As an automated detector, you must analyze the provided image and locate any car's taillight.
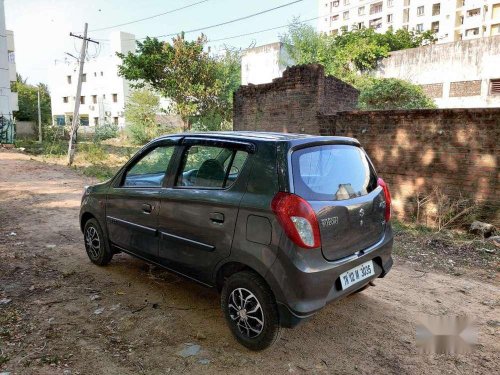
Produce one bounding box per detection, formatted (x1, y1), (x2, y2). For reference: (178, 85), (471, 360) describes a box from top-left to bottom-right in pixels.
(377, 178), (391, 222)
(271, 192), (321, 249)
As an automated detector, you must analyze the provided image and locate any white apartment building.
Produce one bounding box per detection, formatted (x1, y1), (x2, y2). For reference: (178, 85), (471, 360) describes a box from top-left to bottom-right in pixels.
(318, 0), (500, 44)
(241, 42), (293, 85)
(0, 0), (17, 120)
(49, 31), (135, 128)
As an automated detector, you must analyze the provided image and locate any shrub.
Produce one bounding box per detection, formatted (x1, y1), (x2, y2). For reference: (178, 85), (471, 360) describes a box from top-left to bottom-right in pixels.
(358, 78), (437, 110)
(94, 122), (118, 142)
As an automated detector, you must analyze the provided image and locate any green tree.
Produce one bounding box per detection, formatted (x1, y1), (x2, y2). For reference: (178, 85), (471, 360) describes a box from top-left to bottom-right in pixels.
(11, 74), (51, 125)
(358, 78), (437, 110)
(192, 48), (241, 131)
(118, 34), (240, 131)
(124, 89), (162, 145)
(281, 22), (436, 85)
(280, 22), (437, 108)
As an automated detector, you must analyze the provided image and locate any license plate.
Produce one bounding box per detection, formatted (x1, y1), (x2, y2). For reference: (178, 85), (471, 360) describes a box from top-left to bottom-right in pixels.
(340, 260), (374, 290)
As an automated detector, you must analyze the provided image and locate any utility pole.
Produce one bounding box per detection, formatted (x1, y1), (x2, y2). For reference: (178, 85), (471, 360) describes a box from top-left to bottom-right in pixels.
(66, 23), (99, 165)
(37, 87), (42, 142)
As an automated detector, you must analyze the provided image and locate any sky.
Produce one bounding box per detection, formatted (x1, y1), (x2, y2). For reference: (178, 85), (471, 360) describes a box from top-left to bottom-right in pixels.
(5, 0), (318, 86)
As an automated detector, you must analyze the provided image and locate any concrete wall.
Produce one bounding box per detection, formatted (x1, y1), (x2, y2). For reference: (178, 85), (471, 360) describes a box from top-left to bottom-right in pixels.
(374, 35), (500, 108)
(241, 42), (293, 85)
(233, 64), (499, 223)
(15, 120), (35, 136)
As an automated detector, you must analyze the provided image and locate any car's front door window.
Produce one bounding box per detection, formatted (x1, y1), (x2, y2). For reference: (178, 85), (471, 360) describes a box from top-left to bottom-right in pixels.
(122, 146), (174, 188)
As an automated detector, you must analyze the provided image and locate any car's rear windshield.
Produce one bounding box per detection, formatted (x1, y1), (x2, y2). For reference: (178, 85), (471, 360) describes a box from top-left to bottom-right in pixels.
(291, 144), (378, 201)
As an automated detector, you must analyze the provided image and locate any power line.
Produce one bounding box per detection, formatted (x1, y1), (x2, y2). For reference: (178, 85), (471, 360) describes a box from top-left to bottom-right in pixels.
(207, 15), (321, 43)
(88, 0), (211, 33)
(148, 0), (304, 40)
(94, 0), (305, 42)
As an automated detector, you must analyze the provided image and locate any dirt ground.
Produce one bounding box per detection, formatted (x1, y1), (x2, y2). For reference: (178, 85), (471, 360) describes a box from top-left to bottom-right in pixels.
(0, 150), (498, 375)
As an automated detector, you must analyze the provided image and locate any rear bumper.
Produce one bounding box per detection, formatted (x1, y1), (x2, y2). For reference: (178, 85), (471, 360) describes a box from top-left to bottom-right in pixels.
(266, 225), (394, 328)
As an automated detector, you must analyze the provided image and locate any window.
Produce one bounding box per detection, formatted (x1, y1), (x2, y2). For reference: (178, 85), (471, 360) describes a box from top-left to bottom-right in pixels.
(404, 0), (410, 6)
(82, 73), (87, 82)
(467, 8), (480, 17)
(403, 8), (410, 22)
(94, 117), (98, 126)
(80, 96), (85, 104)
(67, 75), (72, 84)
(100, 71), (104, 76)
(357, 22), (364, 29)
(94, 72), (97, 77)
(358, 6), (365, 16)
(494, 4), (500, 19)
(8, 51), (15, 63)
(92, 95), (97, 104)
(113, 117), (119, 125)
(63, 96), (69, 103)
(112, 93), (118, 103)
(176, 145), (249, 189)
(416, 23), (424, 32)
(465, 27), (479, 36)
(123, 146), (175, 188)
(331, 14), (339, 21)
(491, 23), (500, 36)
(432, 21), (440, 33)
(103, 94), (106, 99)
(432, 3), (440, 16)
(387, 0), (393, 7)
(417, 6), (424, 16)
(387, 14), (393, 23)
(369, 17), (383, 29)
(291, 145), (377, 201)
(343, 0), (349, 5)
(331, 0), (339, 8)
(370, 2), (383, 14)
(343, 11), (349, 20)
(490, 79), (500, 95)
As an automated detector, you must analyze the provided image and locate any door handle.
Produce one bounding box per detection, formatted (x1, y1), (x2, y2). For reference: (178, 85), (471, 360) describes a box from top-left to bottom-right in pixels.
(209, 212), (224, 224)
(142, 203), (153, 214)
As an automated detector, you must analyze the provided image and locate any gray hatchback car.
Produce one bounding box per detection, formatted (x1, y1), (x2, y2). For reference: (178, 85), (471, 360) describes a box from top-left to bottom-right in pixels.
(80, 131), (393, 350)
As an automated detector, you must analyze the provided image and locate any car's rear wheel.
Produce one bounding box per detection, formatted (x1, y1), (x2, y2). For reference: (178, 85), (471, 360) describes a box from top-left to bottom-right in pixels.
(221, 271), (281, 351)
(84, 218), (113, 266)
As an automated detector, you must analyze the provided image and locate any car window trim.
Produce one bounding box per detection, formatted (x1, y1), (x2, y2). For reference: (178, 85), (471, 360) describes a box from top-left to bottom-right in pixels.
(114, 143), (177, 189)
(173, 145), (249, 191)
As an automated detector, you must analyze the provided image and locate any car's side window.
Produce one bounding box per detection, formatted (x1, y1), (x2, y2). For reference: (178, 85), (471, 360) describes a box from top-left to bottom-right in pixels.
(176, 146), (248, 189)
(122, 146), (174, 188)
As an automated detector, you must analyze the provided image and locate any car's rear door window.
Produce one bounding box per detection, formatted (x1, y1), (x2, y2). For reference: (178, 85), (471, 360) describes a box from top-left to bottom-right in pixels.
(291, 144), (377, 201)
(176, 146), (248, 188)
(122, 146), (174, 187)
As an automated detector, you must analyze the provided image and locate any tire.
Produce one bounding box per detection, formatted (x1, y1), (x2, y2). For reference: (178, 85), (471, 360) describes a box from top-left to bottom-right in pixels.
(221, 271), (281, 351)
(83, 218), (113, 266)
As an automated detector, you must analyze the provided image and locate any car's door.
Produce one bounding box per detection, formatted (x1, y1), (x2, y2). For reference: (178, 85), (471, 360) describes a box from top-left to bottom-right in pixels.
(158, 138), (253, 283)
(106, 140), (177, 259)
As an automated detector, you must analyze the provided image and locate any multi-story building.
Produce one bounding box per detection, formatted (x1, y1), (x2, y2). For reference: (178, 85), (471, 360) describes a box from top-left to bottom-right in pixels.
(241, 42), (293, 85)
(0, 0), (17, 119)
(318, 0), (500, 44)
(49, 31), (135, 128)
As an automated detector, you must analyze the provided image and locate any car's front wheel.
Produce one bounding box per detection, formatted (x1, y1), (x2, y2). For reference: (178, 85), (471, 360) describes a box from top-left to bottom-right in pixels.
(84, 218), (113, 266)
(221, 271), (281, 351)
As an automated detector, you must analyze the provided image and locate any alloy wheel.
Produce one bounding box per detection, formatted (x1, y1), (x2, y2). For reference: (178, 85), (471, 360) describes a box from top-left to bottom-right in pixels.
(85, 226), (101, 260)
(228, 287), (264, 338)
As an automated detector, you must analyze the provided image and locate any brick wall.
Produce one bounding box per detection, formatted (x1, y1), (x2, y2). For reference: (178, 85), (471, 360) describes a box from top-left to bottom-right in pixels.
(449, 80), (482, 97)
(233, 64), (358, 134)
(420, 83), (443, 98)
(233, 64), (499, 224)
(321, 109), (499, 222)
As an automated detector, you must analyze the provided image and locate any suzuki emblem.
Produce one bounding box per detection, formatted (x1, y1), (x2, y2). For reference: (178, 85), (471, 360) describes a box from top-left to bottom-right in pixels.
(359, 208), (365, 217)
